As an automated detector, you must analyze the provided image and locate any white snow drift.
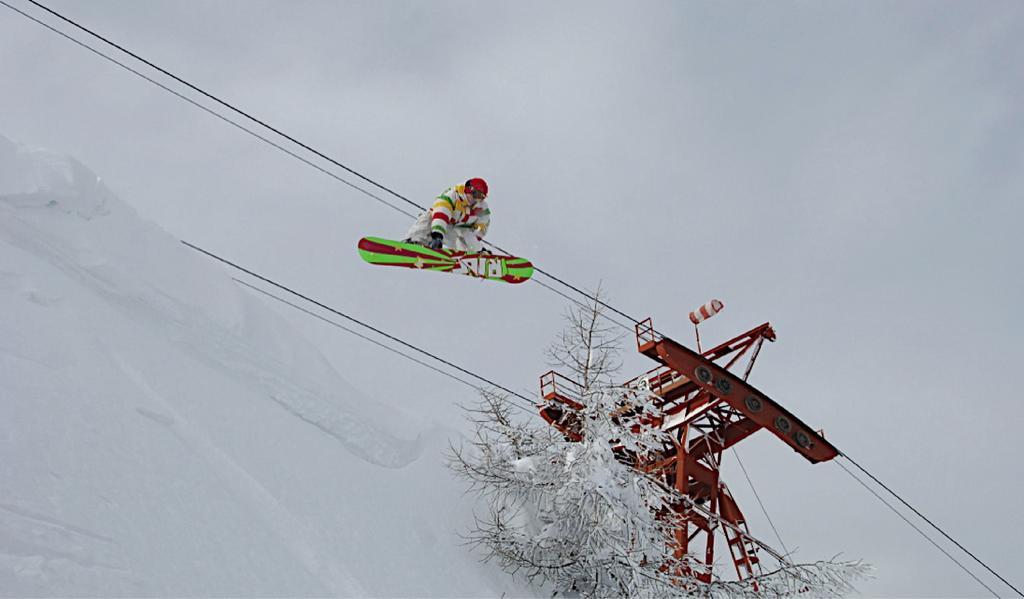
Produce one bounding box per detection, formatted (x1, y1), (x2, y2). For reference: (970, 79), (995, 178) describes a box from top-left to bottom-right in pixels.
(0, 135), (525, 597)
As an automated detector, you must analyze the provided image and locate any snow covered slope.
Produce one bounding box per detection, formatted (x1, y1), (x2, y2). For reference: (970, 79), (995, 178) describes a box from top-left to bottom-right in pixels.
(0, 135), (524, 597)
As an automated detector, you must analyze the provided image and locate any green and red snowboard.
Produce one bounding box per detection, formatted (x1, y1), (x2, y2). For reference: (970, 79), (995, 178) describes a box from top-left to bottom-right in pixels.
(357, 237), (534, 284)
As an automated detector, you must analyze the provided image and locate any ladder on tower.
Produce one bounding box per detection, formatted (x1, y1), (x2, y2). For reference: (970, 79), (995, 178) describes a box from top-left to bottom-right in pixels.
(719, 485), (763, 581)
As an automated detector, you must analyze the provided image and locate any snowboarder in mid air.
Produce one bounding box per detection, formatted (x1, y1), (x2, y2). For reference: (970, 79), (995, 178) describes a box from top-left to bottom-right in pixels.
(359, 176), (531, 283)
(405, 178), (490, 252)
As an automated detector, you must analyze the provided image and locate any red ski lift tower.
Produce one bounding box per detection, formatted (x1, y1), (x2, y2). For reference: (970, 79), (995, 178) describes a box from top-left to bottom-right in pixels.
(538, 302), (839, 586)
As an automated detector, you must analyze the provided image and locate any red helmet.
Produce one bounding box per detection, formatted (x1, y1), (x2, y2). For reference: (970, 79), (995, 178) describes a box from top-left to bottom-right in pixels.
(465, 177), (488, 198)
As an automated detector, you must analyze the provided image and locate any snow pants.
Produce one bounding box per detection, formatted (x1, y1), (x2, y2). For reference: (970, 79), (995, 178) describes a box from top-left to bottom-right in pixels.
(405, 211), (484, 253)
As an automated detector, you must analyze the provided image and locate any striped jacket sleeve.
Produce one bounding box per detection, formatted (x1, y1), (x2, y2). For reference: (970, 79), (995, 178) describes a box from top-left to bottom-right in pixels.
(472, 201), (491, 238)
(430, 189), (456, 236)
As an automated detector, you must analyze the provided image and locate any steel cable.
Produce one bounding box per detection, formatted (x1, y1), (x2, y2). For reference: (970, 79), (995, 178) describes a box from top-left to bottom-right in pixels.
(233, 278), (488, 396)
(835, 458), (1002, 598)
(183, 241), (539, 414)
(9, 0), (645, 333)
(839, 452), (1022, 597)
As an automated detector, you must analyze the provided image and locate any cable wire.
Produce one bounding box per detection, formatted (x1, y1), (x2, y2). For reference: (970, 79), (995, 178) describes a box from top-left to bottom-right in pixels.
(18, 0), (426, 217)
(731, 447), (791, 558)
(182, 240), (538, 413)
(0, 0), (644, 341)
(0, 0), (418, 220)
(839, 453), (1022, 597)
(482, 240), (645, 329)
(530, 276), (637, 334)
(7, 0), (648, 334)
(233, 278), (485, 394)
(835, 458), (1001, 598)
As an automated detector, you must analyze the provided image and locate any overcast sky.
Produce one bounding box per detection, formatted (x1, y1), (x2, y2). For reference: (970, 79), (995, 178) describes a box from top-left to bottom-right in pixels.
(2, 1), (1022, 596)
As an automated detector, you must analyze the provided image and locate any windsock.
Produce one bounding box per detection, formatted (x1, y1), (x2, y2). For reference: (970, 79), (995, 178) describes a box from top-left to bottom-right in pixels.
(689, 299), (724, 325)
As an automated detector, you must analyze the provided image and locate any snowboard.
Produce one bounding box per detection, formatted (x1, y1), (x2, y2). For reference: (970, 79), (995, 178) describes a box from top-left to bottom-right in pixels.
(357, 237), (534, 284)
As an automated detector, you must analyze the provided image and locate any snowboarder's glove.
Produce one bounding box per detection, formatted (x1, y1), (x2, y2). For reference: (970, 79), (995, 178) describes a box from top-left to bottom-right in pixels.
(427, 231), (444, 250)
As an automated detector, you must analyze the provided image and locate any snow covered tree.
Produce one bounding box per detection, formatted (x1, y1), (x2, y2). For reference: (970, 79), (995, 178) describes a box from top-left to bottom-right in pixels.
(450, 292), (869, 598)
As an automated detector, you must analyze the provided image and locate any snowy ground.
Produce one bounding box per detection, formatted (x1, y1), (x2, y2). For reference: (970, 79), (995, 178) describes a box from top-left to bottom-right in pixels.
(0, 134), (530, 596)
